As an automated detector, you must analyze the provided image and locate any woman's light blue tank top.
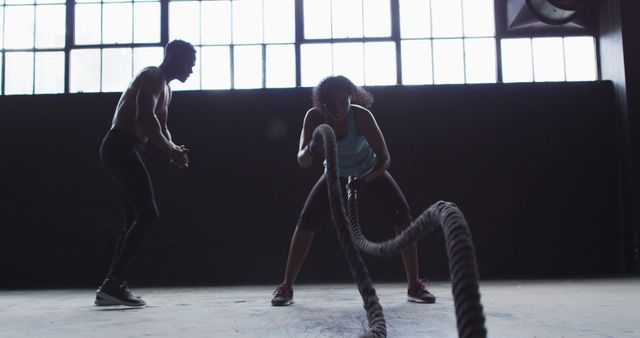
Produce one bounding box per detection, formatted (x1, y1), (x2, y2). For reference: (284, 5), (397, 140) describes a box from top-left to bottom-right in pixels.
(324, 108), (377, 178)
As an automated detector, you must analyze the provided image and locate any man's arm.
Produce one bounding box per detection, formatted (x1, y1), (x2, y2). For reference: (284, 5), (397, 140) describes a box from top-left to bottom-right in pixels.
(158, 87), (172, 142)
(158, 109), (172, 142)
(136, 74), (188, 169)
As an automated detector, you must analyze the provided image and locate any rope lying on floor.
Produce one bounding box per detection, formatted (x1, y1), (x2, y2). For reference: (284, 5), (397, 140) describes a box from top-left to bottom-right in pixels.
(314, 124), (487, 338)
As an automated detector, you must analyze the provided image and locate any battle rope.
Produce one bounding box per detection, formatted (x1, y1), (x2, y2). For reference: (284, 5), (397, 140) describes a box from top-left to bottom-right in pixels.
(313, 124), (487, 338)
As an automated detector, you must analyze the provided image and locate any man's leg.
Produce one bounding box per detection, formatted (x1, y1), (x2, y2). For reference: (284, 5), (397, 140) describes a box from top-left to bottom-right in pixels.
(107, 154), (158, 279)
(109, 187), (136, 271)
(97, 142), (157, 306)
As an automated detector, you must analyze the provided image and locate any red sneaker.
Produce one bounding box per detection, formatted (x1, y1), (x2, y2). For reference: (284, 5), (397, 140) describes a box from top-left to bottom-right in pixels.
(271, 283), (294, 306)
(407, 279), (436, 303)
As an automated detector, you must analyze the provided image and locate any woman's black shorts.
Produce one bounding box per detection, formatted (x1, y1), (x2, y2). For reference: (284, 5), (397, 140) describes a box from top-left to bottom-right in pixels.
(297, 171), (412, 231)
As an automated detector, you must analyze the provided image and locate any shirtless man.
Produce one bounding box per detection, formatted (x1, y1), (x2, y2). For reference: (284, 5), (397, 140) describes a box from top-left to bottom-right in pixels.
(95, 40), (195, 306)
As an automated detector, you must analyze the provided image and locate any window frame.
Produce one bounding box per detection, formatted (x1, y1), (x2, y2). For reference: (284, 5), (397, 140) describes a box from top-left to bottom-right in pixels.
(0, 0), (600, 95)
(1, 0), (67, 95)
(68, 0), (165, 93)
(493, 0), (599, 82)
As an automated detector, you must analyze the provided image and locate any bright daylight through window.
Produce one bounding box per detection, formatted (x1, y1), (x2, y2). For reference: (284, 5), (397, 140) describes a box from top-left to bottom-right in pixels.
(0, 0), (598, 95)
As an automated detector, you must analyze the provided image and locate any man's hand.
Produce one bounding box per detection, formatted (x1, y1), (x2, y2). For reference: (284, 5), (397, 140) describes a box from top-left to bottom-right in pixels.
(169, 145), (190, 168)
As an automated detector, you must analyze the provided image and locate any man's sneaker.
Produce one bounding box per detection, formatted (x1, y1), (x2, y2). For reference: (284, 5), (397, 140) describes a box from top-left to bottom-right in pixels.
(407, 279), (436, 303)
(95, 277), (146, 307)
(271, 283), (294, 306)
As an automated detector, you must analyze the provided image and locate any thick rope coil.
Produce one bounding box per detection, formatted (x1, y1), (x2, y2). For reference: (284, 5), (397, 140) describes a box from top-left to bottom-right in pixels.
(316, 124), (386, 338)
(313, 123), (487, 338)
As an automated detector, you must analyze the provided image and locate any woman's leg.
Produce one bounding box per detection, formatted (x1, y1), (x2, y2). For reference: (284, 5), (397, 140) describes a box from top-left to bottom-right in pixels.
(368, 171), (435, 303)
(282, 226), (315, 286)
(273, 175), (328, 306)
(394, 223), (420, 285)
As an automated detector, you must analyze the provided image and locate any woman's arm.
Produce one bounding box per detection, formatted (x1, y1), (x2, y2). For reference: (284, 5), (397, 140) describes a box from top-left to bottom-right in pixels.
(297, 108), (323, 167)
(354, 106), (391, 182)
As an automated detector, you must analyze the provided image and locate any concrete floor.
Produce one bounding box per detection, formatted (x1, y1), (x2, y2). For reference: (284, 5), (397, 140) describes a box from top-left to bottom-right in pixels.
(1, 278), (638, 338)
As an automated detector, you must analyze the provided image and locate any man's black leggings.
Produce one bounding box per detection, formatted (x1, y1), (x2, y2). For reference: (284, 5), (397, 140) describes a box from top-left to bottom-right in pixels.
(100, 129), (159, 279)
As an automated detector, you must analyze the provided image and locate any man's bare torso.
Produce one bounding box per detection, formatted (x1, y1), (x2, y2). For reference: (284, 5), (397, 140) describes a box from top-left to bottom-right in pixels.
(111, 67), (171, 144)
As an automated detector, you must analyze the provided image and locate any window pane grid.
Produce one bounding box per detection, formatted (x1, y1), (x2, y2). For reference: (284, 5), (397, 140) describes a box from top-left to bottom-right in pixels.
(75, 0), (161, 46)
(168, 0), (297, 90)
(1, 2), (66, 94)
(70, 0), (162, 94)
(398, 37), (497, 85)
(500, 36), (597, 84)
(1, 1), (600, 95)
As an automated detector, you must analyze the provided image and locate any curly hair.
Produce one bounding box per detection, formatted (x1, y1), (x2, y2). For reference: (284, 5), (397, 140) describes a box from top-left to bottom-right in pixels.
(311, 75), (374, 109)
(164, 39), (196, 60)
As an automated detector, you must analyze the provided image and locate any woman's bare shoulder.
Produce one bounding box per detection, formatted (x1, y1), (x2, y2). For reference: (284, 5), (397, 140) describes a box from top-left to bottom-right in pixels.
(304, 107), (324, 123)
(351, 104), (375, 122)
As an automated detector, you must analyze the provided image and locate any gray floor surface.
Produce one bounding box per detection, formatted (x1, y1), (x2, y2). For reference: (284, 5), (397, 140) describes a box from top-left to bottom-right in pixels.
(1, 278), (638, 338)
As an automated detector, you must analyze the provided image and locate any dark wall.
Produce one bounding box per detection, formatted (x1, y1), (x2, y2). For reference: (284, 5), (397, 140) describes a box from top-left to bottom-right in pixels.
(623, 0), (640, 273)
(598, 0), (640, 273)
(0, 82), (620, 287)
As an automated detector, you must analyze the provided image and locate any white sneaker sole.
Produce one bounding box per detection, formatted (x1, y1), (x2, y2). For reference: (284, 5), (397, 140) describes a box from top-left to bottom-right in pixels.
(95, 291), (146, 307)
(407, 296), (436, 304)
(271, 299), (294, 306)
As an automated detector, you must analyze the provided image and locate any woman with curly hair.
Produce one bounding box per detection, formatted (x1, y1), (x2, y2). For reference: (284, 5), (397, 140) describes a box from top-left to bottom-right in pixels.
(271, 75), (436, 306)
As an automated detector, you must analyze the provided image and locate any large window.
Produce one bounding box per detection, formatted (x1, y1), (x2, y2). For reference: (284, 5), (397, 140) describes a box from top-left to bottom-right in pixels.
(501, 36), (597, 83)
(71, 0), (163, 93)
(399, 0), (496, 85)
(300, 0), (396, 86)
(1, 0), (66, 95)
(167, 0), (295, 90)
(0, 0), (599, 95)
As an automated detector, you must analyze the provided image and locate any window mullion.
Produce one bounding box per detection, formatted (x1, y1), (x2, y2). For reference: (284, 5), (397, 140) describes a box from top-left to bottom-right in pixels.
(198, 0), (202, 90)
(390, 0), (401, 85)
(99, 1), (103, 91)
(32, 4), (36, 94)
(1, 52), (4, 95)
(295, 0), (303, 87)
(65, 0), (75, 93)
(130, 0), (134, 45)
(229, 45), (234, 89)
(262, 43), (266, 88)
(529, 38), (535, 82)
(360, 0), (364, 84)
(261, 0), (265, 88)
(493, 0), (503, 83)
(428, 0), (434, 84)
(160, 0), (168, 46)
(230, 0), (235, 88)
(1, 6), (4, 94)
(460, 0), (466, 84)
